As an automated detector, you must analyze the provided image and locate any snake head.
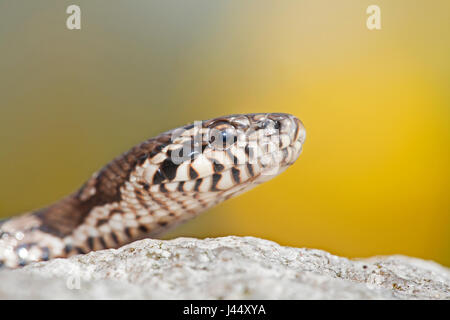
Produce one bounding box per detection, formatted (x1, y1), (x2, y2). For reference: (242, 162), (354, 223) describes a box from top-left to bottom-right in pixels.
(197, 113), (306, 177)
(139, 113), (306, 195)
(218, 113), (306, 172)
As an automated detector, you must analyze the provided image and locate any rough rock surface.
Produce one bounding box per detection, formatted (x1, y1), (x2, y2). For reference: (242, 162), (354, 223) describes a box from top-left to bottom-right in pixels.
(0, 236), (448, 299)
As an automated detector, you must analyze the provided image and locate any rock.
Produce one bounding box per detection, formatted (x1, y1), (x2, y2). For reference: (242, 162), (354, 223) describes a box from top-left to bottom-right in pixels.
(0, 236), (448, 299)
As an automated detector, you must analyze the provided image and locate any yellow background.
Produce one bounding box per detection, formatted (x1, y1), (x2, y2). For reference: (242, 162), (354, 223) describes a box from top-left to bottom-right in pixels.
(0, 1), (449, 266)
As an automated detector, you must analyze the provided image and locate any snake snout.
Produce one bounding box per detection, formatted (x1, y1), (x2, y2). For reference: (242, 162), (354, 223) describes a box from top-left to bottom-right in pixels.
(292, 116), (306, 145)
(262, 113), (306, 146)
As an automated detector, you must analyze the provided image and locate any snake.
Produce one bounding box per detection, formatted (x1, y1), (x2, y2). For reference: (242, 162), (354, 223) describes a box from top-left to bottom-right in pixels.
(0, 113), (305, 268)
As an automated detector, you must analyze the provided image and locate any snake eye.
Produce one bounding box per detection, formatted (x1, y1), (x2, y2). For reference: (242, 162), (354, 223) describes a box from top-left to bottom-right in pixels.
(207, 121), (237, 150)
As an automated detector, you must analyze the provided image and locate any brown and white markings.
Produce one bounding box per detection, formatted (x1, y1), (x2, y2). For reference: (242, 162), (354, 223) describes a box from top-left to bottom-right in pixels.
(0, 113), (306, 268)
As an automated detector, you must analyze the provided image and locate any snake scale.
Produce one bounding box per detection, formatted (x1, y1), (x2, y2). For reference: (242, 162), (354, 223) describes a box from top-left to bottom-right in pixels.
(0, 113), (305, 268)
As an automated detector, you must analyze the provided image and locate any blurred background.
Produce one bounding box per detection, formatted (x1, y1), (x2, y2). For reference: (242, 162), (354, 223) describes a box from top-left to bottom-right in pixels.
(0, 1), (449, 266)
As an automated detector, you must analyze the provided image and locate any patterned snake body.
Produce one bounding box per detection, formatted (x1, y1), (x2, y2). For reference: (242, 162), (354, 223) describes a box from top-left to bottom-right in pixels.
(0, 113), (305, 268)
